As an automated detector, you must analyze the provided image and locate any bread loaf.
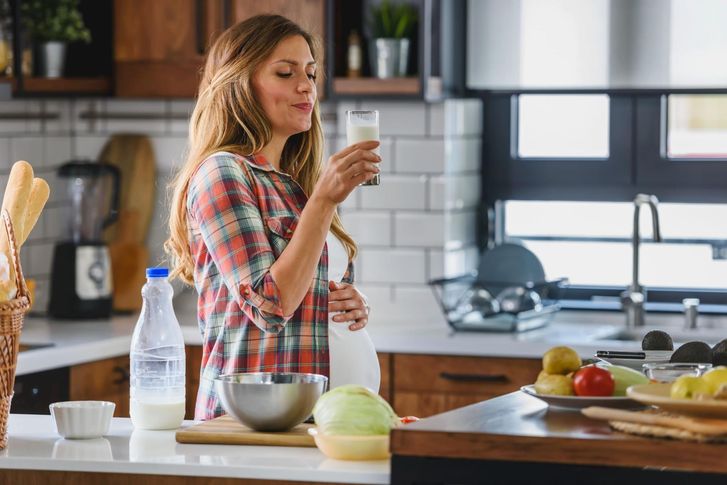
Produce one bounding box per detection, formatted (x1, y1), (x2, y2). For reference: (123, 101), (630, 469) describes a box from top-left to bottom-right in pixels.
(20, 177), (50, 246)
(0, 161), (36, 300)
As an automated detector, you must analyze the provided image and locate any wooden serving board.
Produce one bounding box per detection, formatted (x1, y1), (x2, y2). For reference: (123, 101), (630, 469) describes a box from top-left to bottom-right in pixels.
(175, 415), (316, 447)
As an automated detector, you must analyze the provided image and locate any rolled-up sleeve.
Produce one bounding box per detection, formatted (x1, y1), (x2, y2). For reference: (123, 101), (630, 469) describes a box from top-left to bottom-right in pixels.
(188, 155), (293, 333)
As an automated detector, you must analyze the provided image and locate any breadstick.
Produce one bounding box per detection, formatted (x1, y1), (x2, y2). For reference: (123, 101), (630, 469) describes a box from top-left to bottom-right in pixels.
(0, 161), (35, 300)
(20, 177), (49, 246)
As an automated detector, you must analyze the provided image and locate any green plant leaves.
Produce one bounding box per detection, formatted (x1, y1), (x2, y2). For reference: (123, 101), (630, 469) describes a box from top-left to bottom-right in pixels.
(21, 0), (91, 43)
(369, 0), (418, 39)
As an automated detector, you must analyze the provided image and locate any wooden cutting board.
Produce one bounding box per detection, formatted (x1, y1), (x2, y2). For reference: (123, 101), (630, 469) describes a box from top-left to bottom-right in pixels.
(99, 134), (157, 245)
(108, 209), (148, 312)
(175, 415), (316, 447)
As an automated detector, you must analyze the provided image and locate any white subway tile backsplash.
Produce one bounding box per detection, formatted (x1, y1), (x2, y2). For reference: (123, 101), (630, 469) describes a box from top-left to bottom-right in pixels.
(27, 241), (54, 277)
(446, 173), (481, 210)
(394, 212), (445, 247)
(0, 96), (482, 320)
(445, 138), (481, 174)
(428, 103), (444, 136)
(103, 100), (167, 133)
(43, 101), (73, 134)
(11, 137), (45, 169)
(74, 136), (108, 160)
(360, 174), (426, 210)
(341, 211), (392, 246)
(446, 210), (478, 250)
(151, 136), (187, 172)
(428, 249), (444, 280)
(44, 137), (73, 168)
(394, 138), (445, 174)
(429, 175), (445, 210)
(43, 205), (64, 240)
(392, 285), (442, 318)
(0, 139), (11, 171)
(445, 98), (483, 136)
(358, 247), (427, 284)
(359, 101), (427, 136)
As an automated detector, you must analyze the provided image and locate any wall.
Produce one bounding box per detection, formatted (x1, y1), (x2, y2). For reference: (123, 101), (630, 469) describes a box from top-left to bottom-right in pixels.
(2, 97), (481, 324)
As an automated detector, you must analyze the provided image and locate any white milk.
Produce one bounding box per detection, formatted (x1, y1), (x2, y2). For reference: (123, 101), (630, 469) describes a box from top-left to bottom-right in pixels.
(130, 399), (185, 430)
(347, 123), (380, 153)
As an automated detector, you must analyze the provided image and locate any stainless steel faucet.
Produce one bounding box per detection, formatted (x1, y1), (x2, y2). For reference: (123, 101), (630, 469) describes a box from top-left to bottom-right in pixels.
(621, 194), (662, 328)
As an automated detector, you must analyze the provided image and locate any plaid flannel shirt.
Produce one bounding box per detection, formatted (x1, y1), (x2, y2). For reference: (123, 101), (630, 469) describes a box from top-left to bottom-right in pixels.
(187, 151), (354, 420)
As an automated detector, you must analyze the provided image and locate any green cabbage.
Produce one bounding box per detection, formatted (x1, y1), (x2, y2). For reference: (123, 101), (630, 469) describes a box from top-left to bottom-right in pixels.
(312, 385), (398, 435)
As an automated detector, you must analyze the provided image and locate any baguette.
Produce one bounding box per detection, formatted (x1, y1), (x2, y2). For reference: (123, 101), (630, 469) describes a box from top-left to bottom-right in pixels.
(0, 161), (35, 300)
(20, 177), (50, 246)
(2, 161), (34, 240)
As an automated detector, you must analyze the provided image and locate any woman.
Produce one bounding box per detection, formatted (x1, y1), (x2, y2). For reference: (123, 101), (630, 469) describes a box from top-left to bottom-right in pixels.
(165, 15), (382, 420)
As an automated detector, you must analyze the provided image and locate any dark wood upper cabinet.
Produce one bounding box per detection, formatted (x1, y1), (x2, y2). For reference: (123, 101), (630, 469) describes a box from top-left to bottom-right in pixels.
(114, 0), (226, 98)
(113, 0), (325, 98)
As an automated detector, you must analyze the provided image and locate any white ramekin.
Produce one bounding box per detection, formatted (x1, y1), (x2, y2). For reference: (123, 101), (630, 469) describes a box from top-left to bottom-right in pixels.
(49, 401), (115, 439)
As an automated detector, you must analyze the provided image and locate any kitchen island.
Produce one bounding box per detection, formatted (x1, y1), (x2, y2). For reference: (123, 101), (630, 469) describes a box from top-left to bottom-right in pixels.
(0, 414), (388, 484)
(390, 391), (727, 484)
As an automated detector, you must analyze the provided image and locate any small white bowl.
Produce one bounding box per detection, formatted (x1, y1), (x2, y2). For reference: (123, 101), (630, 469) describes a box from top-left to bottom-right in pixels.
(49, 401), (115, 439)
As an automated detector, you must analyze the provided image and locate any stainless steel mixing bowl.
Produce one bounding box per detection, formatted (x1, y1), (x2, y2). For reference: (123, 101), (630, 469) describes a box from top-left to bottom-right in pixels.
(214, 372), (328, 431)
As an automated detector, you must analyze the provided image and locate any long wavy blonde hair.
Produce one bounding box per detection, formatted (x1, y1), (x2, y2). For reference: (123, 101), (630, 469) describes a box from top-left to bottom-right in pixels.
(165, 14), (357, 285)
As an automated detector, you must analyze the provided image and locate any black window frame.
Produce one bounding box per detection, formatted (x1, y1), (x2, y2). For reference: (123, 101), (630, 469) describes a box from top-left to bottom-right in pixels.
(479, 90), (727, 313)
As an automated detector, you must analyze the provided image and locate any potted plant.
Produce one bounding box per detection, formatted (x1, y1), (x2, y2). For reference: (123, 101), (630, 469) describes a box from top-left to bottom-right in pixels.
(368, 0), (418, 78)
(21, 0), (91, 78)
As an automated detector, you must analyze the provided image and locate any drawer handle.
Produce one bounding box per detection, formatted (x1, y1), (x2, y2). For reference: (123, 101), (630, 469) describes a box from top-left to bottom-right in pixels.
(439, 372), (509, 383)
(112, 365), (130, 385)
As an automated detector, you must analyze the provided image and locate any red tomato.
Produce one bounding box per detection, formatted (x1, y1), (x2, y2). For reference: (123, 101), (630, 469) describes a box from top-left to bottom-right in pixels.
(573, 366), (615, 397)
(399, 416), (420, 424)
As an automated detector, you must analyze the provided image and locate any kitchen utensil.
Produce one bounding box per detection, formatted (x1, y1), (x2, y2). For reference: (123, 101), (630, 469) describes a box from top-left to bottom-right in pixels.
(49, 161), (120, 319)
(429, 273), (567, 332)
(214, 372), (327, 432)
(595, 350), (673, 371)
(627, 383), (727, 418)
(108, 210), (148, 312)
(451, 285), (499, 324)
(497, 286), (543, 314)
(477, 243), (545, 291)
(642, 362), (711, 383)
(99, 134), (157, 244)
(582, 406), (727, 435)
(520, 385), (643, 410)
(175, 415), (315, 447)
(308, 427), (389, 460)
(49, 401), (115, 439)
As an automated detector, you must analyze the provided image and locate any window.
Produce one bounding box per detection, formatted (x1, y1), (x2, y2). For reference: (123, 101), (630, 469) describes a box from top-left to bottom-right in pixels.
(667, 94), (727, 159)
(517, 94), (610, 158)
(503, 200), (727, 308)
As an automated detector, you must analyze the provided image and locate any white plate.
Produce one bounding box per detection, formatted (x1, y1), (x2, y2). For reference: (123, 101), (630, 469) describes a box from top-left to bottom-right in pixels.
(627, 383), (727, 419)
(520, 385), (644, 410)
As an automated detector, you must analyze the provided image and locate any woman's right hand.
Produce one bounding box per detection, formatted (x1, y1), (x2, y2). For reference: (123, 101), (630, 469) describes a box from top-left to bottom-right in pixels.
(312, 140), (381, 205)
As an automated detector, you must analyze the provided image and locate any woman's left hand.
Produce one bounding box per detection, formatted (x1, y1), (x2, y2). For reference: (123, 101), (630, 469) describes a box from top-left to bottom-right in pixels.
(328, 281), (369, 331)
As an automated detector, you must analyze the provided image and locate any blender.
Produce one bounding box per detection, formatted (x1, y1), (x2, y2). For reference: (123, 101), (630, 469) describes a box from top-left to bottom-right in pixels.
(49, 161), (120, 319)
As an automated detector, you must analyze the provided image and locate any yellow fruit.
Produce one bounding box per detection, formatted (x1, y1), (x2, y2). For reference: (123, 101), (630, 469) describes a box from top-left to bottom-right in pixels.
(536, 370), (549, 382)
(534, 374), (574, 396)
(670, 375), (711, 399)
(701, 366), (727, 395)
(542, 346), (582, 375)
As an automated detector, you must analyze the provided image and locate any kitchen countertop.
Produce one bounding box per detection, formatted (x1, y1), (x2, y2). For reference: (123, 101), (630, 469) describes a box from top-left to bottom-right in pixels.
(389, 392), (727, 484)
(0, 414), (388, 484)
(15, 293), (727, 376)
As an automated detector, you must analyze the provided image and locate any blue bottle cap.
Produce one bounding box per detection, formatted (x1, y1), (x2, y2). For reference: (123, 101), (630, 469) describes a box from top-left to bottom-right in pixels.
(146, 267), (169, 278)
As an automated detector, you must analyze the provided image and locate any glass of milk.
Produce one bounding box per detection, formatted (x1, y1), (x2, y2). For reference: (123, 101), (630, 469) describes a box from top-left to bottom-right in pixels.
(346, 110), (380, 186)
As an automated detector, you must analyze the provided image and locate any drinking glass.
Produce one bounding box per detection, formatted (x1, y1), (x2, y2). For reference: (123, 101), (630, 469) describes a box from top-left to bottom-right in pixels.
(346, 110), (380, 186)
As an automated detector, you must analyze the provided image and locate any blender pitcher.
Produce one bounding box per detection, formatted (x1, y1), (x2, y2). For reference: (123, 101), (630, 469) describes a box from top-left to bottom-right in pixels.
(49, 161), (120, 319)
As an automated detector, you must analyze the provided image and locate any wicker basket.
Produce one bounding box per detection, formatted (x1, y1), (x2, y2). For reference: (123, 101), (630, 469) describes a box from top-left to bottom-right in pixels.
(0, 210), (30, 449)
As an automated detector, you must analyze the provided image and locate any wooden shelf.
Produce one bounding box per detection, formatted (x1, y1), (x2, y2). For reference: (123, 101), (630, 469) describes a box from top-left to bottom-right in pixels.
(332, 77), (421, 96)
(13, 77), (112, 95)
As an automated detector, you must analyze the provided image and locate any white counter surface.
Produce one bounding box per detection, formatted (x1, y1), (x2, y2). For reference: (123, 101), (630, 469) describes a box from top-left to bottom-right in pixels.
(15, 295), (727, 376)
(0, 414), (388, 484)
